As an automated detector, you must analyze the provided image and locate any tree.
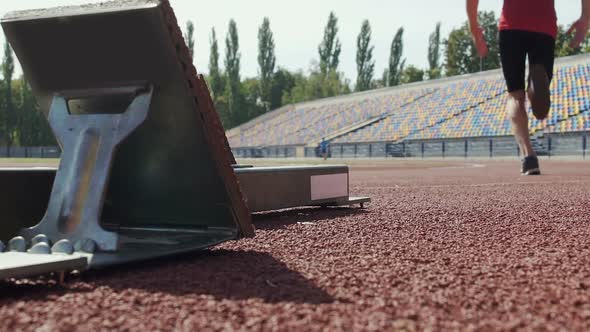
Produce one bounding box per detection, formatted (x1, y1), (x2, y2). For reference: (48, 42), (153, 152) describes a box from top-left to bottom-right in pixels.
(15, 78), (55, 146)
(0, 76), (4, 145)
(208, 28), (228, 127)
(224, 19), (244, 127)
(270, 68), (296, 110)
(443, 11), (500, 77)
(555, 24), (590, 57)
(15, 79), (33, 146)
(387, 27), (405, 86)
(443, 23), (475, 76)
(428, 22), (442, 79)
(280, 70), (307, 105)
(184, 21), (195, 60)
(479, 11), (500, 71)
(1, 39), (16, 148)
(282, 63), (350, 104)
(318, 12), (342, 75)
(257, 17), (276, 112)
(242, 78), (264, 120)
(401, 65), (425, 84)
(208, 28), (224, 98)
(355, 20), (375, 92)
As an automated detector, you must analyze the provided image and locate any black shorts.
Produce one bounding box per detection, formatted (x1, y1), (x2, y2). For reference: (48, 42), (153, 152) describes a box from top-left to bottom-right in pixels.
(499, 29), (556, 92)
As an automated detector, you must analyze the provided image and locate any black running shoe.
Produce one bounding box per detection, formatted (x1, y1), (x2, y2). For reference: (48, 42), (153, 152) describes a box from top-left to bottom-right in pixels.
(521, 156), (541, 175)
(528, 64), (551, 120)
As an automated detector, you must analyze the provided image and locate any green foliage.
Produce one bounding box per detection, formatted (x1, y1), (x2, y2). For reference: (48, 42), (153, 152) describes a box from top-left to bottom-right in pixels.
(318, 12), (342, 75)
(208, 28), (224, 99)
(270, 68), (296, 110)
(428, 23), (442, 79)
(387, 27), (405, 86)
(184, 21), (195, 60)
(443, 11), (500, 77)
(283, 65), (350, 105)
(214, 92), (230, 126)
(224, 19), (244, 127)
(14, 78), (55, 146)
(242, 77), (264, 119)
(479, 11), (500, 71)
(401, 65), (425, 84)
(355, 20), (375, 92)
(555, 24), (590, 57)
(280, 70), (307, 105)
(258, 17), (276, 112)
(0, 79), (4, 145)
(443, 24), (476, 76)
(1, 39), (16, 147)
(428, 67), (442, 80)
(208, 28), (226, 126)
(0, 40), (55, 147)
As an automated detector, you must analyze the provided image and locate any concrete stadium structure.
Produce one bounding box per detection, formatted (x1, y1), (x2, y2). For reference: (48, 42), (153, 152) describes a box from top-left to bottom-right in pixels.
(229, 54), (590, 159)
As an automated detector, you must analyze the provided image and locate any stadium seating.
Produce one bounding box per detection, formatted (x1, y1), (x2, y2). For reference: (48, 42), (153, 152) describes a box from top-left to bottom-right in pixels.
(229, 88), (430, 147)
(546, 111), (590, 133)
(229, 56), (590, 150)
(405, 94), (513, 140)
(403, 62), (590, 140)
(334, 77), (506, 143)
(530, 63), (590, 132)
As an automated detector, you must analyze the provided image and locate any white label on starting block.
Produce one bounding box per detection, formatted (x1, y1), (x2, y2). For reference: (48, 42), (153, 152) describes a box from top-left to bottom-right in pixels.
(310, 173), (348, 201)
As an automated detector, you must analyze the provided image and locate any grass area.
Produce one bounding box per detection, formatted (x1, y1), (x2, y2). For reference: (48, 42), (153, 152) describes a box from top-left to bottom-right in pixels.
(236, 158), (467, 169)
(0, 158), (59, 166)
(0, 157), (462, 169)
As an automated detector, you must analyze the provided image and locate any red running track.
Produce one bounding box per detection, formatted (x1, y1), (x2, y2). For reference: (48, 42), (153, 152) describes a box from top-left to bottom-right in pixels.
(1, 159), (590, 331)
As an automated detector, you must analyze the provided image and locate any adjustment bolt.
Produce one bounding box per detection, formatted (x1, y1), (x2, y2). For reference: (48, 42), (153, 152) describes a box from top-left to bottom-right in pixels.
(28, 242), (52, 255)
(8, 236), (26, 252)
(32, 234), (51, 246)
(52, 239), (74, 255)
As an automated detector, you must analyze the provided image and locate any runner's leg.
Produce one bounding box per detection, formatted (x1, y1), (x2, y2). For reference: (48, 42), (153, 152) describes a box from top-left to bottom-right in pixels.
(500, 30), (536, 157)
(527, 32), (556, 120)
(507, 90), (536, 157)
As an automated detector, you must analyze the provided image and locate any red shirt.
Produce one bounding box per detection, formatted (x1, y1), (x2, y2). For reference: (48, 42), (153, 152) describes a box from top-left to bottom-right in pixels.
(499, 0), (557, 38)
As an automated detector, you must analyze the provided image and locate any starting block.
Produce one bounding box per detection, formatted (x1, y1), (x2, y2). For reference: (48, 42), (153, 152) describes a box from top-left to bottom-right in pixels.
(0, 0), (369, 280)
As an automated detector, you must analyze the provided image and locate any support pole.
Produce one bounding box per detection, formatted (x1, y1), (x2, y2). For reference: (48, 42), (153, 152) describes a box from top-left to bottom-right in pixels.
(421, 142), (425, 159)
(464, 140), (468, 159)
(583, 135), (587, 160)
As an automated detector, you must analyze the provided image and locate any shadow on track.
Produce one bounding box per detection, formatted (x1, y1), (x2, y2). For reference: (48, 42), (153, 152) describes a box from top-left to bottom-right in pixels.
(0, 210), (367, 305)
(253, 206), (367, 231)
(0, 249), (333, 305)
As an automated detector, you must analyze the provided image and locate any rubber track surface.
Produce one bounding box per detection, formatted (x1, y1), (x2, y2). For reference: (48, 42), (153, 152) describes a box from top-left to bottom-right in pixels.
(1, 160), (590, 331)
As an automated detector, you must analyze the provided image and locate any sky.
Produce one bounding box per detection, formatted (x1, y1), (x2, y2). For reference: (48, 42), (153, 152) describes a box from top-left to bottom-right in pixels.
(0, 0), (583, 82)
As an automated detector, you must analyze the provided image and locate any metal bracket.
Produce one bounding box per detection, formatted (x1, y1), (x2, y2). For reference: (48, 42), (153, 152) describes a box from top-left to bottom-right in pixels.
(20, 85), (153, 252)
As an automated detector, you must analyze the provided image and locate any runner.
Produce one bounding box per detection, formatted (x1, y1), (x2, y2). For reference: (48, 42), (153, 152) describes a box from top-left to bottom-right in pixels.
(320, 138), (329, 160)
(466, 0), (590, 175)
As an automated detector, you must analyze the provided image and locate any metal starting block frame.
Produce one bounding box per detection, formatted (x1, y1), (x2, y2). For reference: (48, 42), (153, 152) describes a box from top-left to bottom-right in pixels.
(0, 0), (369, 280)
